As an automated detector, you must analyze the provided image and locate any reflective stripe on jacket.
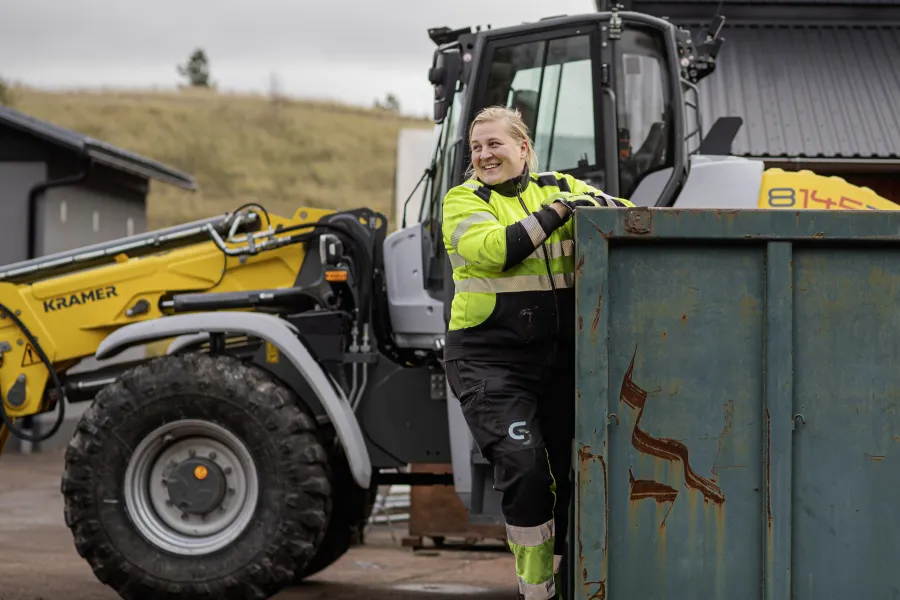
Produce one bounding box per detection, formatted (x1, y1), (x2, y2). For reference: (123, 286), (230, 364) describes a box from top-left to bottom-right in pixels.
(441, 169), (633, 365)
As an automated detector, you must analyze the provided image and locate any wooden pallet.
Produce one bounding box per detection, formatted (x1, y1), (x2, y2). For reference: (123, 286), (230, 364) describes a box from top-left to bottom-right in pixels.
(404, 463), (507, 550)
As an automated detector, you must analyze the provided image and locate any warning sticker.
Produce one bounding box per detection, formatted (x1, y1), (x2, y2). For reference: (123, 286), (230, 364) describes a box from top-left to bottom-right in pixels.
(265, 341), (279, 364)
(21, 343), (41, 367)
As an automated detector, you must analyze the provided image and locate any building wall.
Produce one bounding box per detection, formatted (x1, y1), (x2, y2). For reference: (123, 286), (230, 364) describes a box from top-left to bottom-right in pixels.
(0, 162), (47, 265)
(34, 183), (147, 256)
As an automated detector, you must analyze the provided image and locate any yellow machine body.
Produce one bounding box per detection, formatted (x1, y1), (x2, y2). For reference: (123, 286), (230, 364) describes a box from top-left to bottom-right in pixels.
(0, 207), (333, 452)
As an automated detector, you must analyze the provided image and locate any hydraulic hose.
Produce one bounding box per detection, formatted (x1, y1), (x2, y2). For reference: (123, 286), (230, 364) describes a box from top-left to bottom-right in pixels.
(0, 302), (67, 443)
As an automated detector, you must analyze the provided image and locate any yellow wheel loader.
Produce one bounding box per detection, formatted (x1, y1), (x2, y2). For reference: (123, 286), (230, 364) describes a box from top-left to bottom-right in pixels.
(0, 203), (452, 599)
(0, 6), (895, 600)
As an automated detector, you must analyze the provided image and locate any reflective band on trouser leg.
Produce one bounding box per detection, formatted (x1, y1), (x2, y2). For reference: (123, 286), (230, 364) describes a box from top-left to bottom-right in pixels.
(507, 519), (556, 600)
(553, 555), (563, 600)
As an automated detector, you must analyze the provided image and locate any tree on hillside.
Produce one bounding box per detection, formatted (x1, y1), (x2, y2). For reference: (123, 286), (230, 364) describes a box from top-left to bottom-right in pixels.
(0, 75), (15, 107)
(177, 49), (213, 87)
(375, 93), (400, 113)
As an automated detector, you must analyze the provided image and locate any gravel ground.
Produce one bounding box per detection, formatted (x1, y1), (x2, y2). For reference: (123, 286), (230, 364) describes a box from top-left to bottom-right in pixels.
(0, 449), (517, 600)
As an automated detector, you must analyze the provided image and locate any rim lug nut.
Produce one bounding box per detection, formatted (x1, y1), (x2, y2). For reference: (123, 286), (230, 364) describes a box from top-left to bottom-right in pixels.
(188, 449), (196, 458)
(209, 451), (217, 460)
(224, 467), (232, 475)
(227, 488), (235, 496)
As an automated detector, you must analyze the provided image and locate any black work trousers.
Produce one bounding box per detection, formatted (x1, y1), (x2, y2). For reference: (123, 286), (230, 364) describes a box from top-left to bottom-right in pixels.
(444, 355), (575, 557)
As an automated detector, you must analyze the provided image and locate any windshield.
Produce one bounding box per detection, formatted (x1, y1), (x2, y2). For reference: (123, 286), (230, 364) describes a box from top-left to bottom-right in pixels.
(615, 25), (673, 198)
(497, 35), (596, 173)
(476, 30), (603, 185)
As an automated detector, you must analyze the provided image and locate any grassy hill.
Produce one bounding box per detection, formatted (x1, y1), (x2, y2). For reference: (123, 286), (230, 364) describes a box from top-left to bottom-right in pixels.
(7, 87), (433, 229)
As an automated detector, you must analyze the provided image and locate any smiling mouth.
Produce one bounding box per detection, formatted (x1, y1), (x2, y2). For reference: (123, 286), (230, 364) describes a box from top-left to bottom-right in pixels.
(482, 163), (500, 172)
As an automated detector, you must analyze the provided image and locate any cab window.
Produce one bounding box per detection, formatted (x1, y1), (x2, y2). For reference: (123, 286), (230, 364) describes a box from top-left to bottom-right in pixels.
(478, 32), (602, 181)
(615, 26), (673, 197)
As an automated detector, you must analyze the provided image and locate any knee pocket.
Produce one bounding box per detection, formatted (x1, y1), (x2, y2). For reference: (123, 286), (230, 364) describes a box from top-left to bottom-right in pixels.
(494, 448), (552, 493)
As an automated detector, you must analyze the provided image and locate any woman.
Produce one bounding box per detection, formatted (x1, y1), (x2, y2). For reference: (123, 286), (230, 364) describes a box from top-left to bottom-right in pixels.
(441, 105), (632, 600)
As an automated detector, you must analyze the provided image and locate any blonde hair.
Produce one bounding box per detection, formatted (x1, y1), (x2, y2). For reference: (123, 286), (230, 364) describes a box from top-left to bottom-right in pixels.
(465, 105), (539, 180)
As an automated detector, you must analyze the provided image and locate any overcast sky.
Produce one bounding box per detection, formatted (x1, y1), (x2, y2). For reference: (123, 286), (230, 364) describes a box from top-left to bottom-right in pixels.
(0, 0), (597, 117)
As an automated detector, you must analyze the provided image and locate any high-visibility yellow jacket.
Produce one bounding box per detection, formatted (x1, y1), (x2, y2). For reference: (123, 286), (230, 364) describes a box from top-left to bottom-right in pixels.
(441, 168), (634, 365)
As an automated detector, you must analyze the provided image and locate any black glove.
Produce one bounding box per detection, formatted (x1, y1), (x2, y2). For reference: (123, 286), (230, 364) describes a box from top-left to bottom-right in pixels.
(547, 194), (597, 223)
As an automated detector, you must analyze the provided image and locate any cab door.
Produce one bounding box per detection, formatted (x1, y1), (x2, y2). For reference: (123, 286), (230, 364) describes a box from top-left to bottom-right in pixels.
(466, 21), (610, 192)
(438, 20), (611, 524)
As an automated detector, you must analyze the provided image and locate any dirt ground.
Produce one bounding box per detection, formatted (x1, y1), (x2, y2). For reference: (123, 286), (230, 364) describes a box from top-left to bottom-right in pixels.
(0, 450), (516, 600)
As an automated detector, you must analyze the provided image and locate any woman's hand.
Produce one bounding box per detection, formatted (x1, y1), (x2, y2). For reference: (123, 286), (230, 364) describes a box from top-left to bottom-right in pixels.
(550, 200), (572, 220)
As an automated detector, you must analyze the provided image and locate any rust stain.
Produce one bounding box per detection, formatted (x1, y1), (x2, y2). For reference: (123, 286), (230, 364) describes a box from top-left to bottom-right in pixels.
(591, 287), (604, 332)
(865, 454), (886, 461)
(576, 252), (586, 278)
(629, 467), (677, 530)
(620, 348), (725, 505)
(629, 467), (678, 504)
(579, 315), (584, 330)
(586, 580), (606, 600)
(712, 399), (735, 476)
(577, 444), (609, 580)
(593, 224), (615, 238)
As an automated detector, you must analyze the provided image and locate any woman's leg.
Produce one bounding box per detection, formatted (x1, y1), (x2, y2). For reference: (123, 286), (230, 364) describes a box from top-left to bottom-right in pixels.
(444, 359), (557, 599)
(538, 359), (576, 599)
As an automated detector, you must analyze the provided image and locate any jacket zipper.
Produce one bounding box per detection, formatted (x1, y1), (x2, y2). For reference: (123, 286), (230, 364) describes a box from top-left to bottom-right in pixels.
(516, 188), (560, 350)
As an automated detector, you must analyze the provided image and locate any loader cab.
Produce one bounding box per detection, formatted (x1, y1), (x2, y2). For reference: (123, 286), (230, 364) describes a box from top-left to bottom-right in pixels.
(420, 11), (705, 303)
(424, 11), (697, 215)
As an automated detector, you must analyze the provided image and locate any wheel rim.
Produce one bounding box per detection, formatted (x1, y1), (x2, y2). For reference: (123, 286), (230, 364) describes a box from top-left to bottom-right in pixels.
(123, 419), (260, 556)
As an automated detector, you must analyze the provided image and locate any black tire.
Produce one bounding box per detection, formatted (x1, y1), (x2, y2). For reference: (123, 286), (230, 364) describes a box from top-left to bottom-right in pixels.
(293, 451), (377, 581)
(61, 352), (332, 600)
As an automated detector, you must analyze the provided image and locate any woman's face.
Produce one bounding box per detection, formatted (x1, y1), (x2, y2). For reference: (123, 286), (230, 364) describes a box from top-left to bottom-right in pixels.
(469, 120), (527, 185)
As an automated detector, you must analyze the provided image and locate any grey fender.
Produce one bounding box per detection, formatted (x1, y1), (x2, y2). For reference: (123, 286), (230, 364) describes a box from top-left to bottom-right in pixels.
(95, 312), (372, 489)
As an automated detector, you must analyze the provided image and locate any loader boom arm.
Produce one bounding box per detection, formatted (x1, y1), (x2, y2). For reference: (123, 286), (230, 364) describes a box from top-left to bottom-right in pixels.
(0, 204), (376, 442)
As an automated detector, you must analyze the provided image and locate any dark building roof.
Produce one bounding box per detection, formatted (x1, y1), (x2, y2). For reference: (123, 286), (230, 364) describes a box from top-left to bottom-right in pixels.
(690, 22), (900, 159)
(0, 104), (197, 191)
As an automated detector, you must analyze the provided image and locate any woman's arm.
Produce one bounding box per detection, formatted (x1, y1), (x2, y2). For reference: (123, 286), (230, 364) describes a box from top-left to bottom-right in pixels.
(441, 185), (569, 272)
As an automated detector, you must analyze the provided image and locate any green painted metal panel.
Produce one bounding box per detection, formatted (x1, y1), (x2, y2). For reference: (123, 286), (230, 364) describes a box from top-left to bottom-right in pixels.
(572, 208), (900, 600)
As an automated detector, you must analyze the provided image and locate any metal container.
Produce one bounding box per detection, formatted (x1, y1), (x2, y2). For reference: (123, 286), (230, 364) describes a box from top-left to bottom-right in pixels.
(572, 207), (900, 600)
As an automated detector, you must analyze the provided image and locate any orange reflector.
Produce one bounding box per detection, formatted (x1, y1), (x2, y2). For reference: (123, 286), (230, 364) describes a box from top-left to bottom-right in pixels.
(194, 465), (208, 480)
(325, 270), (348, 282)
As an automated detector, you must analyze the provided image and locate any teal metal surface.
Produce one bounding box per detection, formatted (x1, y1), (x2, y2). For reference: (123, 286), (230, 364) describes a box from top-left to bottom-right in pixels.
(572, 207), (900, 600)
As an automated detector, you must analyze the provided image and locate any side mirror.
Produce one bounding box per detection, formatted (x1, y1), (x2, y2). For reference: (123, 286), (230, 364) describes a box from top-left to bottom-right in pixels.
(429, 48), (461, 124)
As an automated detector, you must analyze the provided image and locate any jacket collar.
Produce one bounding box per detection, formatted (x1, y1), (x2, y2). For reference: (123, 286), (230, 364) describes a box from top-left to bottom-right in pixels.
(477, 166), (531, 197)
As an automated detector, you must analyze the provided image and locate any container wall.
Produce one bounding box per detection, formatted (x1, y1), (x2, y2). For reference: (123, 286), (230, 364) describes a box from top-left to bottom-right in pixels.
(572, 208), (900, 600)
